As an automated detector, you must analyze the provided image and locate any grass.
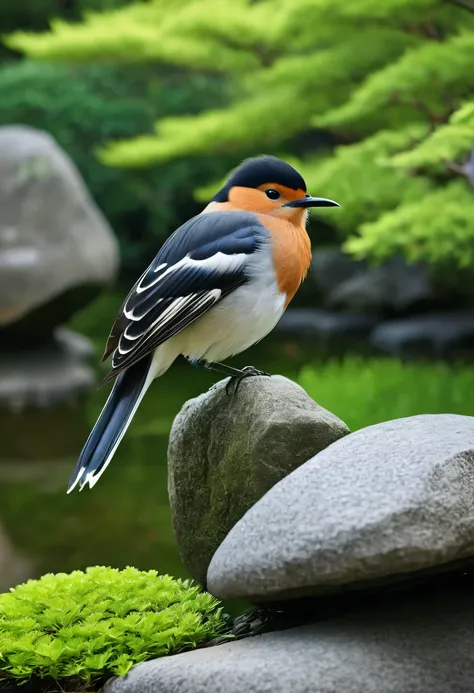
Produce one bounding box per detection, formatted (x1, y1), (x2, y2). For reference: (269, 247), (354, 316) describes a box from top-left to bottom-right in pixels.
(299, 356), (474, 432)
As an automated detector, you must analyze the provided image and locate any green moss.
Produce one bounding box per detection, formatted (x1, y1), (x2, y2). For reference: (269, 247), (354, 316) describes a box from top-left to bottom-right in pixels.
(0, 566), (225, 688)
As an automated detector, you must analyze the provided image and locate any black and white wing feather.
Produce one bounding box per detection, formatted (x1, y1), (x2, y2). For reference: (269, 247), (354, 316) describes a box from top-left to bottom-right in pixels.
(101, 210), (267, 382)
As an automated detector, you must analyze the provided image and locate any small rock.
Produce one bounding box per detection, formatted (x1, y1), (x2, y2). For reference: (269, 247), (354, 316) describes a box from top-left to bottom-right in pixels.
(167, 376), (349, 585)
(207, 414), (474, 602)
(371, 312), (474, 358)
(55, 327), (96, 362)
(0, 330), (93, 460)
(104, 581), (474, 693)
(275, 308), (376, 349)
(0, 331), (95, 410)
(0, 125), (119, 335)
(311, 247), (366, 297)
(326, 256), (433, 316)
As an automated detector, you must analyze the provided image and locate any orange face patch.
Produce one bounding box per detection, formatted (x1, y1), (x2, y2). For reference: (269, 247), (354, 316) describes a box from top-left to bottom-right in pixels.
(224, 183), (307, 215)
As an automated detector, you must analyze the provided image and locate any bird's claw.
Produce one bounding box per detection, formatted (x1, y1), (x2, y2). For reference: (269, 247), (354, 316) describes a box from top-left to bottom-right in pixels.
(225, 366), (271, 397)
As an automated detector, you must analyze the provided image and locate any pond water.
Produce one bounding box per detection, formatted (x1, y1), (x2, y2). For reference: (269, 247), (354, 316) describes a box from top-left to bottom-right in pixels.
(3, 293), (473, 595)
(0, 293), (310, 584)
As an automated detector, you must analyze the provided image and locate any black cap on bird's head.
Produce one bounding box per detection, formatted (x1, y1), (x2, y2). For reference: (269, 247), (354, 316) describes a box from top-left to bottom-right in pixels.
(212, 155), (339, 210)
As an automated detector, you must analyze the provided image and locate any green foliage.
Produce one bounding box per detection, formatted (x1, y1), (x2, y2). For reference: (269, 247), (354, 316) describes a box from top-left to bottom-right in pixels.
(5, 0), (269, 71)
(392, 101), (474, 170)
(299, 356), (474, 432)
(345, 181), (474, 266)
(6, 0), (474, 267)
(98, 26), (415, 167)
(316, 29), (474, 132)
(0, 566), (224, 686)
(0, 59), (229, 275)
(0, 0), (131, 37)
(300, 126), (432, 233)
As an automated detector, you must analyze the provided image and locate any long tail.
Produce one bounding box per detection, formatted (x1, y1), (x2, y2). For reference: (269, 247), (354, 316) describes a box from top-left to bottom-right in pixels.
(67, 353), (155, 493)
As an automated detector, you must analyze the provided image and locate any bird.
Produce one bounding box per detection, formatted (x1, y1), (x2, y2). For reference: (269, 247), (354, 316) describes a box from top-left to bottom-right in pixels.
(67, 155), (339, 493)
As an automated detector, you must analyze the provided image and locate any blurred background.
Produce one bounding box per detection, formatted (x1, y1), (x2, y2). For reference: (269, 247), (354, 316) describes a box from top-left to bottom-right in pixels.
(1, 0), (474, 591)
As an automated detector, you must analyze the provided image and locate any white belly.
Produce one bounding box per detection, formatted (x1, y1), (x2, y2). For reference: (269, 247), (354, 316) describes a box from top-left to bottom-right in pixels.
(179, 278), (285, 362)
(150, 245), (285, 375)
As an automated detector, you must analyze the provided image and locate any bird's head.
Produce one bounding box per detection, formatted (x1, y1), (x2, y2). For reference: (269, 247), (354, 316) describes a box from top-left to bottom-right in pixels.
(209, 155), (339, 225)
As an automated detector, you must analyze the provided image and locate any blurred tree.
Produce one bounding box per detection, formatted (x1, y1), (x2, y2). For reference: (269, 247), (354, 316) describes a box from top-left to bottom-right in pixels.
(6, 0), (474, 267)
(0, 60), (231, 275)
(0, 0), (133, 59)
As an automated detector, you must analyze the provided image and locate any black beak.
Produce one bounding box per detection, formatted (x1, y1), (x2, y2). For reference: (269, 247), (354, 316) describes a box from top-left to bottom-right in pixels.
(283, 195), (340, 208)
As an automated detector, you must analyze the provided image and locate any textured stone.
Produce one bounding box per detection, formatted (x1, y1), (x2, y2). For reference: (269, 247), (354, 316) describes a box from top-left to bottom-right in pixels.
(326, 256), (433, 316)
(311, 247), (366, 297)
(276, 308), (376, 344)
(55, 327), (96, 361)
(167, 375), (349, 585)
(371, 312), (474, 358)
(208, 414), (474, 602)
(0, 329), (93, 460)
(105, 580), (474, 693)
(0, 330), (95, 410)
(0, 125), (119, 334)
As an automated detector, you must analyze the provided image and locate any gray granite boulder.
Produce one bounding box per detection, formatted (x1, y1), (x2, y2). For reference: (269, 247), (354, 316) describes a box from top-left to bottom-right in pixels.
(0, 328), (94, 461)
(105, 579), (474, 693)
(168, 375), (349, 585)
(311, 250), (433, 316)
(371, 312), (474, 358)
(0, 329), (95, 410)
(326, 256), (432, 316)
(276, 308), (376, 348)
(311, 247), (366, 297)
(0, 125), (119, 334)
(208, 414), (474, 602)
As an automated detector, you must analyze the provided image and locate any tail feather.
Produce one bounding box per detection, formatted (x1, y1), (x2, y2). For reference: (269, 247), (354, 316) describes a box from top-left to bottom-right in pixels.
(67, 353), (154, 493)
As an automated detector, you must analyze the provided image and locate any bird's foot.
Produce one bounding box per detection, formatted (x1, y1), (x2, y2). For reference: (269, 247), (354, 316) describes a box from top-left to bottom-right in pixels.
(225, 366), (270, 396)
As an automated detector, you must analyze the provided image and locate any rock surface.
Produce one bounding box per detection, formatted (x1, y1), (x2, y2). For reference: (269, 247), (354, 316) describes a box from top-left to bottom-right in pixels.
(0, 330), (95, 410)
(311, 247), (366, 298)
(208, 414), (474, 602)
(311, 249), (433, 317)
(0, 329), (94, 460)
(327, 256), (432, 315)
(168, 375), (349, 585)
(371, 312), (474, 358)
(276, 308), (376, 347)
(0, 125), (118, 332)
(54, 327), (96, 362)
(105, 579), (474, 693)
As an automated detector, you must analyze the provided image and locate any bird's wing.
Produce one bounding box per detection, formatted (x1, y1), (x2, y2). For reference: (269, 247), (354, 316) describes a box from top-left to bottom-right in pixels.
(102, 211), (267, 382)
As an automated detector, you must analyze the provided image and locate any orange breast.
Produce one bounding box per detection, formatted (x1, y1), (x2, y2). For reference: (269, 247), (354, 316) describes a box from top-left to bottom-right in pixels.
(258, 215), (311, 308)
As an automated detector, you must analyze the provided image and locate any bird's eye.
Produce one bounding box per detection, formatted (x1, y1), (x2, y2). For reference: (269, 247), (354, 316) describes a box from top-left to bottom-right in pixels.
(265, 189), (280, 200)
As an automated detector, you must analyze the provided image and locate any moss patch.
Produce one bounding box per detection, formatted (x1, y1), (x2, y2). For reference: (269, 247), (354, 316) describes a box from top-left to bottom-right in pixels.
(0, 566), (225, 690)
